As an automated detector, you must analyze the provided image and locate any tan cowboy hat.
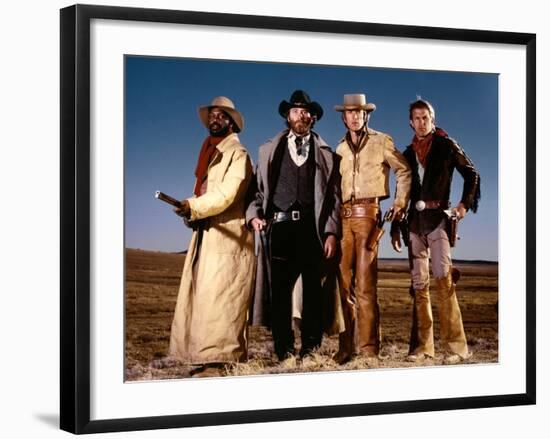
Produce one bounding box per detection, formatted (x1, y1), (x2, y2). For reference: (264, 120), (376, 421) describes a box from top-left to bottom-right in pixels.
(198, 96), (244, 132)
(334, 94), (376, 112)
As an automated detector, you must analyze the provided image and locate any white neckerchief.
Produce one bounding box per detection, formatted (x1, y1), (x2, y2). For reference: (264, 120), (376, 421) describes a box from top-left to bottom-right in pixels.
(287, 131), (311, 167)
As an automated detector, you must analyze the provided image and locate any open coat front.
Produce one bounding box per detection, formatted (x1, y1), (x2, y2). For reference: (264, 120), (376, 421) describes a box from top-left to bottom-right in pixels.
(246, 130), (344, 335)
(169, 133), (255, 364)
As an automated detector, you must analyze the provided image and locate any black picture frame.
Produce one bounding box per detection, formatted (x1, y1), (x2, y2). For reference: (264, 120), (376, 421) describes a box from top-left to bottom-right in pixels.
(60, 4), (536, 434)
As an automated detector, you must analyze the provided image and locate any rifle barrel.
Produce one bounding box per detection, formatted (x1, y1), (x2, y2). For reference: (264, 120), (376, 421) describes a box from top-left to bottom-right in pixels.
(154, 191), (182, 208)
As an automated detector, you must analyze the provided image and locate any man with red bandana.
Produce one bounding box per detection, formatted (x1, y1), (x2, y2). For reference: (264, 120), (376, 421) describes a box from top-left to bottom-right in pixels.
(170, 97), (255, 377)
(391, 98), (480, 365)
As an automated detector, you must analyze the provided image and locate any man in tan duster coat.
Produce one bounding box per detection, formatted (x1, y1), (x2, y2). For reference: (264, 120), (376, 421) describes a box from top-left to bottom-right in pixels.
(333, 94), (411, 364)
(169, 96), (255, 377)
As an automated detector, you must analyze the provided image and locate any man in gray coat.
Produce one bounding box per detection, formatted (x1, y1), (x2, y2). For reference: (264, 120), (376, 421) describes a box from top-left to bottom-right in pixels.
(246, 90), (342, 361)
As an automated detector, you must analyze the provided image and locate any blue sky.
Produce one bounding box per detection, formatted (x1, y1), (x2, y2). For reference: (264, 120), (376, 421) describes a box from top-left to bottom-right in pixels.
(125, 56), (498, 261)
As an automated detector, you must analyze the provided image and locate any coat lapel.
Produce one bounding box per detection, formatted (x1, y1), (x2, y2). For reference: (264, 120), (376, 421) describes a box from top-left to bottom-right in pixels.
(261, 130), (288, 213)
(314, 135), (333, 230)
(207, 133), (237, 173)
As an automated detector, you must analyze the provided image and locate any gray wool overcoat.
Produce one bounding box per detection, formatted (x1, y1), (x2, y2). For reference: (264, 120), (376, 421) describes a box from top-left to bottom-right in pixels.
(246, 129), (344, 334)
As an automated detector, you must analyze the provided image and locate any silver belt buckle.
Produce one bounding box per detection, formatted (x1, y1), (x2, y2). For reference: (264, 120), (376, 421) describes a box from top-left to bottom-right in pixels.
(291, 211), (301, 221)
(415, 200), (426, 211)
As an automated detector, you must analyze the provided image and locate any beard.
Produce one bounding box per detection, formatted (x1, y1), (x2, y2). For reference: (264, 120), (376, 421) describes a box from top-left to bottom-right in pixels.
(208, 122), (231, 137)
(288, 118), (312, 135)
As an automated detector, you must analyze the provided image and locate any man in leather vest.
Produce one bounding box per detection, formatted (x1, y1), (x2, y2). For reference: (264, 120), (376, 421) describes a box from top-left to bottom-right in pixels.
(246, 90), (341, 362)
(333, 94), (411, 364)
(391, 98), (480, 365)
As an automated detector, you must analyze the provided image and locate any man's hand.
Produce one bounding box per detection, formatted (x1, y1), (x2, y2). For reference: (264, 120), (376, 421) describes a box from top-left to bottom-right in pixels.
(324, 234), (337, 259)
(453, 202), (467, 220)
(251, 217), (267, 232)
(389, 204), (405, 222)
(173, 199), (191, 218)
(391, 231), (402, 253)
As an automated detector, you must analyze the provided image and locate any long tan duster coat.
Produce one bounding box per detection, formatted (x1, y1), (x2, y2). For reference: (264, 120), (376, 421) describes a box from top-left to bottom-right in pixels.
(169, 133), (255, 364)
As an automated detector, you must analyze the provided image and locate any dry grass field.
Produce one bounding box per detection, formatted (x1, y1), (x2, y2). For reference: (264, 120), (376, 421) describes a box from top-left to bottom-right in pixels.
(125, 248), (498, 381)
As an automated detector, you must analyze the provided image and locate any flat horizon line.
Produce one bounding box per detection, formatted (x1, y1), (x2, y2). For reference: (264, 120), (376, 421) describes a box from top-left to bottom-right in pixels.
(125, 247), (498, 264)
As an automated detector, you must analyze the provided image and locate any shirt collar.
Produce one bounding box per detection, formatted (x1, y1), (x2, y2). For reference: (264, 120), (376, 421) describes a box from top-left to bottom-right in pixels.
(288, 131), (311, 144)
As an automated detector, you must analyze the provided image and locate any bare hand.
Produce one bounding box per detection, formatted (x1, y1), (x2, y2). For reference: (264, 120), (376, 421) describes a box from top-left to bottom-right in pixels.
(391, 232), (402, 253)
(453, 202), (467, 220)
(324, 234), (337, 259)
(251, 217), (267, 232)
(173, 200), (190, 218)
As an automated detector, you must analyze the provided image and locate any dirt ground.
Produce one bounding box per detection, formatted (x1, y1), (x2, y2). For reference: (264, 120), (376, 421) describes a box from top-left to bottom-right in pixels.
(125, 248), (498, 381)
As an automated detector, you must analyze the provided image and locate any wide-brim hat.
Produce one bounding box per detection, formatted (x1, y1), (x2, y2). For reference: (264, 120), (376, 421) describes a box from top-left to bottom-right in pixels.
(334, 94), (376, 112)
(198, 96), (244, 133)
(278, 90), (324, 121)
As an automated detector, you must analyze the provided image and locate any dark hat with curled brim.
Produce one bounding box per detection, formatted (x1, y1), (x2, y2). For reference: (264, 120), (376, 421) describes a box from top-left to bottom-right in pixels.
(198, 96), (244, 133)
(334, 94), (376, 112)
(278, 90), (324, 121)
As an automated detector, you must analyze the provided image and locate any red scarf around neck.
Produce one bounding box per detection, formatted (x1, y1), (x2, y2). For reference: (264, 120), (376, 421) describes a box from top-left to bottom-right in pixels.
(412, 131), (433, 167)
(194, 135), (226, 196)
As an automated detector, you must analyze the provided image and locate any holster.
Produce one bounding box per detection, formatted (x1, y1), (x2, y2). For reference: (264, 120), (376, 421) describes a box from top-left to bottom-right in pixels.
(366, 226), (385, 251)
(445, 215), (458, 247)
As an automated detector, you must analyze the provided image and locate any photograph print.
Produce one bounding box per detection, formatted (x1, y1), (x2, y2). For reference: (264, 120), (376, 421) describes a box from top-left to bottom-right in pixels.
(124, 55), (497, 381)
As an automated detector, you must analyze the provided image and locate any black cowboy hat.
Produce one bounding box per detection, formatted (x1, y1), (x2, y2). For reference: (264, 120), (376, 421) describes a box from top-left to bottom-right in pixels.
(278, 90), (324, 121)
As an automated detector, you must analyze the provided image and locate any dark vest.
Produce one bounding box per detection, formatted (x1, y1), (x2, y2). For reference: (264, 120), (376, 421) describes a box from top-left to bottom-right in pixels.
(271, 140), (315, 212)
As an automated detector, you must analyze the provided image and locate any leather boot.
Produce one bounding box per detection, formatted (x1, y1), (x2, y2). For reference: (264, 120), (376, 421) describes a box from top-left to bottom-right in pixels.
(408, 287), (435, 357)
(435, 271), (469, 358)
(333, 301), (355, 364)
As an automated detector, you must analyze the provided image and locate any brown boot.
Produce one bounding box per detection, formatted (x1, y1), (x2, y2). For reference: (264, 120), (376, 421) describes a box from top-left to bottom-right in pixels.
(190, 363), (225, 378)
(333, 303), (355, 365)
(408, 286), (435, 358)
(332, 349), (353, 365)
(436, 271), (469, 359)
